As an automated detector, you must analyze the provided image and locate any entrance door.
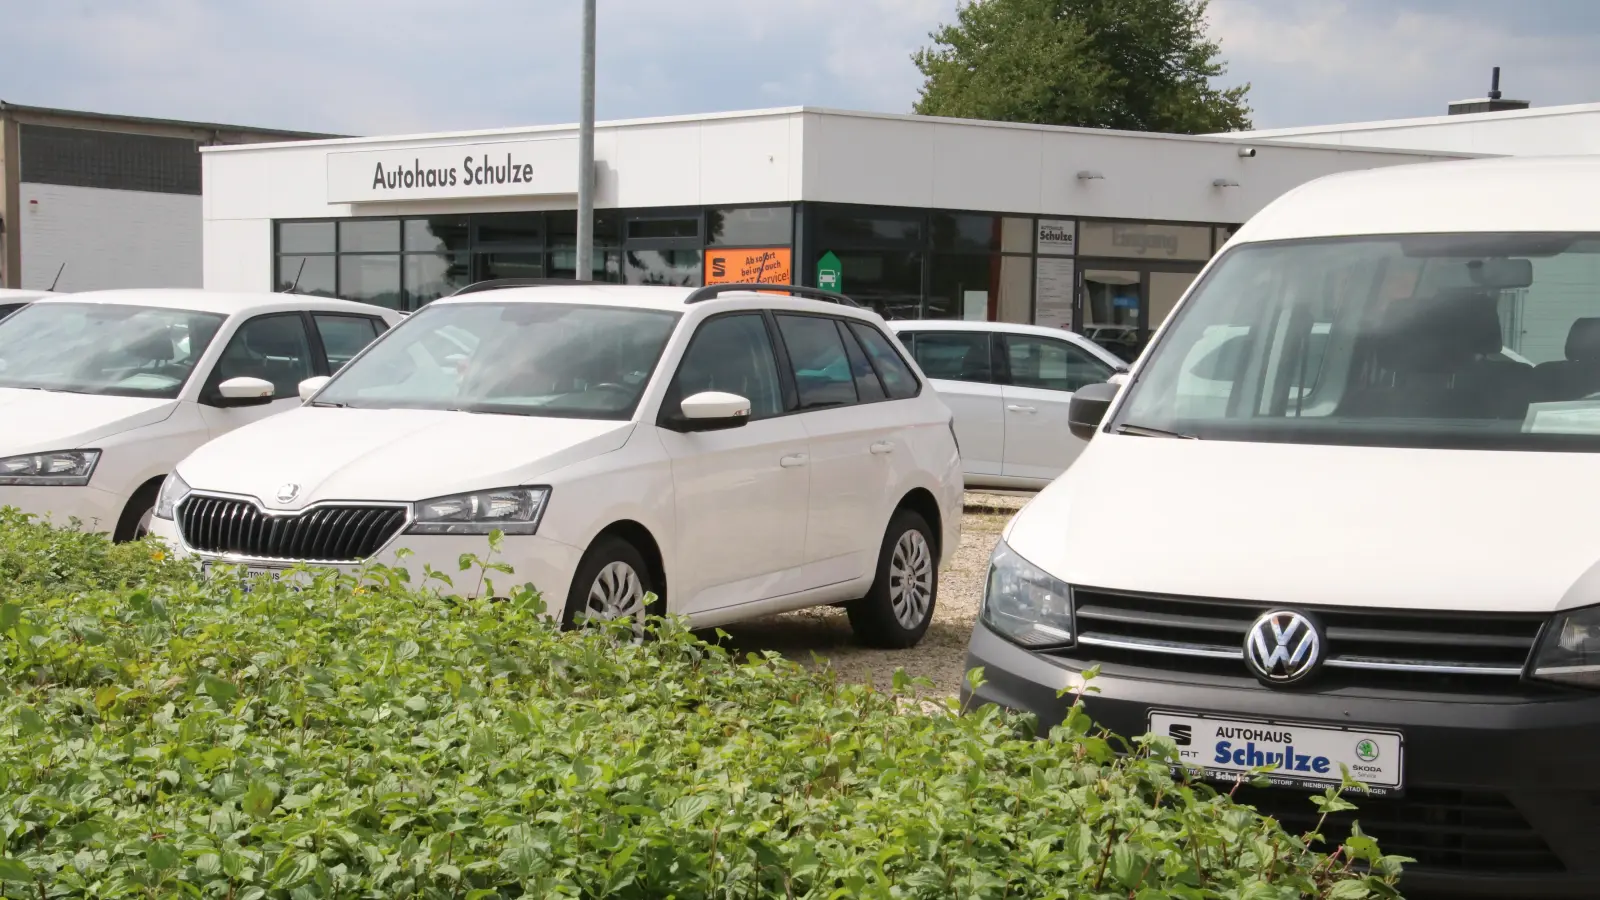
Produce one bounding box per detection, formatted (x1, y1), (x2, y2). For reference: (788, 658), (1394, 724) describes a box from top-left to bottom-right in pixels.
(1081, 269), (1142, 363)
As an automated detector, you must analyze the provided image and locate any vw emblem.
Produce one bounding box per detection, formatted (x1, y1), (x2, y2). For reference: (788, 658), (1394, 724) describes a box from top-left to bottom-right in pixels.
(275, 483), (300, 503)
(1244, 609), (1323, 685)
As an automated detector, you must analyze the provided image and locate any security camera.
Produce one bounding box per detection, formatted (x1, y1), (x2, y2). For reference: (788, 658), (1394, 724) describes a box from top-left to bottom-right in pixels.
(1237, 147), (1257, 158)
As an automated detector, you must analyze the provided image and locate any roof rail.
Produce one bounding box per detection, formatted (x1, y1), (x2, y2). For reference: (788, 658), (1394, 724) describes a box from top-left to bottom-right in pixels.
(448, 277), (581, 297)
(682, 283), (861, 307)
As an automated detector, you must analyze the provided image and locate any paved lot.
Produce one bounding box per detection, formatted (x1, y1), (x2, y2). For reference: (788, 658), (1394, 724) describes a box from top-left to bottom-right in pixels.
(715, 492), (1027, 697)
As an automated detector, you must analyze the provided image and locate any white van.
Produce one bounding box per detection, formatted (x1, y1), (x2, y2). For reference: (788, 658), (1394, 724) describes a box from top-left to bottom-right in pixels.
(967, 156), (1600, 898)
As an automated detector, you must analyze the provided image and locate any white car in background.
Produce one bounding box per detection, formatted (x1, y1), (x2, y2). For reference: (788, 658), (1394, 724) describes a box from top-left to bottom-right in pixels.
(0, 288), (58, 321)
(150, 283), (964, 648)
(891, 321), (1126, 490)
(0, 290), (400, 539)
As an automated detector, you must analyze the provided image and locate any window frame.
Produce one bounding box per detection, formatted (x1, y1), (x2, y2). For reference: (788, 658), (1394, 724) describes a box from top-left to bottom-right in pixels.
(201, 311), (321, 404)
(846, 320), (924, 400)
(996, 332), (1116, 394)
(656, 310), (791, 428)
(312, 312), (387, 372)
(772, 311), (865, 412)
(901, 329), (1000, 386)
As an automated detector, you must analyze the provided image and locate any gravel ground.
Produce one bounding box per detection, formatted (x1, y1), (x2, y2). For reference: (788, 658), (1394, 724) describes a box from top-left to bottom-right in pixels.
(713, 491), (1029, 698)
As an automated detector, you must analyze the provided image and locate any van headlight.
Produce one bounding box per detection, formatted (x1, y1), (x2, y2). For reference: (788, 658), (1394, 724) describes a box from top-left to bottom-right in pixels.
(981, 539), (1075, 648)
(153, 471), (190, 520)
(407, 486), (550, 535)
(1530, 605), (1600, 688)
(0, 450), (100, 486)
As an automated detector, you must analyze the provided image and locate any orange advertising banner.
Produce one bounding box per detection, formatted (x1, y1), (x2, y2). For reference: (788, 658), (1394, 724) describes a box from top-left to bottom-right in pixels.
(705, 247), (792, 285)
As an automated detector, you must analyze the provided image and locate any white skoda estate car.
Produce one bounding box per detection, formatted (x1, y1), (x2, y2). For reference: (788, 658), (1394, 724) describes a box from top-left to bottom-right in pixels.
(150, 282), (963, 647)
(0, 290), (400, 539)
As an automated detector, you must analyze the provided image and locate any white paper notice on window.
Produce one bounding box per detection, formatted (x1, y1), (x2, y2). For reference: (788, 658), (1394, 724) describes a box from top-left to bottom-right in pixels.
(1524, 400), (1600, 435)
(1035, 257), (1075, 329)
(962, 290), (988, 320)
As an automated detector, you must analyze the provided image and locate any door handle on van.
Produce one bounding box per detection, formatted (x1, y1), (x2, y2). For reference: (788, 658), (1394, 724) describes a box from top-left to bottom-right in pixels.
(870, 441), (895, 455)
(1006, 405), (1037, 414)
(779, 454), (809, 468)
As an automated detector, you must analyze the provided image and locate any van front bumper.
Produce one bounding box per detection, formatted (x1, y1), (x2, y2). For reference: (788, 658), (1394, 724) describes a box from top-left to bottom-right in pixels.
(963, 619), (1600, 899)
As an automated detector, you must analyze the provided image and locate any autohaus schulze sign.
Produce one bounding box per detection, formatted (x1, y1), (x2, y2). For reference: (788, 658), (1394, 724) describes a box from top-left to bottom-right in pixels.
(326, 137), (581, 203)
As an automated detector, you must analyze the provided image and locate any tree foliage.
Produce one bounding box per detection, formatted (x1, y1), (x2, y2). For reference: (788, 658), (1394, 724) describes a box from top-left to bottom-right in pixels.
(913, 0), (1252, 134)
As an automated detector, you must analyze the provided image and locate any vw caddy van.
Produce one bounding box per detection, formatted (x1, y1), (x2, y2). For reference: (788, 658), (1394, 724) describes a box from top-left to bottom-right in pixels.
(967, 156), (1600, 897)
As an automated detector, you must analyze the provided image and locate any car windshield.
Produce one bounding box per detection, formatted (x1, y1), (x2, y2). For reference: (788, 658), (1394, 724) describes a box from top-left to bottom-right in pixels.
(0, 302), (226, 399)
(1114, 233), (1600, 451)
(315, 301), (681, 419)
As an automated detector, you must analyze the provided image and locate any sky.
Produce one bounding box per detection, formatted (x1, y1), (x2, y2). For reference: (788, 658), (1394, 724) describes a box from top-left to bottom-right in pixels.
(5, 0), (1600, 137)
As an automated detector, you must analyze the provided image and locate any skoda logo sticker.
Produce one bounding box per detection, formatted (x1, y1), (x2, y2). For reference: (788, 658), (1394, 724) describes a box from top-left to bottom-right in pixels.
(1355, 739), (1380, 762)
(275, 483), (300, 504)
(1244, 610), (1323, 685)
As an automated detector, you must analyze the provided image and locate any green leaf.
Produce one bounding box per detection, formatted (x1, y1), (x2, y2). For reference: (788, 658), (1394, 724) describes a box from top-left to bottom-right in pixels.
(201, 675), (238, 706)
(0, 858), (31, 883)
(16, 706), (45, 736)
(243, 779), (276, 818)
(0, 603), (19, 632)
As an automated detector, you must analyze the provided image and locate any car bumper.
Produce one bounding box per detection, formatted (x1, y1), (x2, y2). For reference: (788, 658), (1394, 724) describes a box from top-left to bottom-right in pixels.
(147, 515), (585, 609)
(0, 484), (124, 534)
(962, 620), (1600, 899)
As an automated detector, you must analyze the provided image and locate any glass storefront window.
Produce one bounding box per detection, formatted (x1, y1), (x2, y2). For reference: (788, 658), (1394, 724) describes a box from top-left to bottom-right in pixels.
(839, 250), (922, 320)
(628, 218), (699, 240)
(547, 210), (623, 248)
(1078, 221), (1212, 261)
(474, 212), (542, 247)
(928, 254), (997, 320)
(338, 254), (402, 309)
(1000, 217), (1033, 254)
(708, 206), (792, 246)
(930, 213), (999, 252)
(403, 216), (469, 253)
(819, 210), (921, 246)
(278, 221), (334, 255)
(477, 252), (543, 282)
(404, 253), (470, 308)
(548, 248), (621, 282)
(339, 219), (400, 253)
(1149, 271), (1198, 332)
(997, 256), (1032, 324)
(625, 249), (701, 287)
(275, 255), (336, 297)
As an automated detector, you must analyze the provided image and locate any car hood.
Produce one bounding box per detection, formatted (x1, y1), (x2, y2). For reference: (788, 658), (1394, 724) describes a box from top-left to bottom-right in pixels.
(176, 407), (637, 508)
(1007, 435), (1600, 614)
(0, 388), (177, 455)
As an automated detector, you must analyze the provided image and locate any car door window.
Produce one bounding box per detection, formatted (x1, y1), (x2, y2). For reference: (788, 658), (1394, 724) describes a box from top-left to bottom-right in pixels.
(211, 313), (314, 400)
(313, 314), (382, 371)
(776, 314), (857, 409)
(671, 314), (784, 419)
(908, 331), (993, 384)
(838, 321), (886, 402)
(1003, 335), (1112, 392)
(848, 322), (920, 400)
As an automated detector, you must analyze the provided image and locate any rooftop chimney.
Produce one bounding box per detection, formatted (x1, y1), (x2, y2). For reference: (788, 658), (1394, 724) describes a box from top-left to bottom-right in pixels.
(1448, 67), (1531, 115)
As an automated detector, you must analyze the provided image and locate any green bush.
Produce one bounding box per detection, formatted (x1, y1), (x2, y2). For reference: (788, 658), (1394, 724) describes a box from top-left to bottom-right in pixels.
(0, 511), (1407, 898)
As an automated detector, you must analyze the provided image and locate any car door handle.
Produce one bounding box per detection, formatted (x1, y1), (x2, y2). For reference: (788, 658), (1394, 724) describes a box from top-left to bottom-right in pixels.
(1007, 405), (1038, 414)
(779, 454), (809, 468)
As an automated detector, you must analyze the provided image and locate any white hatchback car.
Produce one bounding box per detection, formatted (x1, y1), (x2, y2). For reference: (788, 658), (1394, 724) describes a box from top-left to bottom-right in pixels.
(891, 321), (1127, 490)
(150, 283), (964, 647)
(0, 290), (401, 539)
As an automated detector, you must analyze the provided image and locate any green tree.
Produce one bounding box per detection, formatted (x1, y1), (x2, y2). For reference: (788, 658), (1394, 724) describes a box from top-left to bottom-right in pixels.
(912, 0), (1252, 134)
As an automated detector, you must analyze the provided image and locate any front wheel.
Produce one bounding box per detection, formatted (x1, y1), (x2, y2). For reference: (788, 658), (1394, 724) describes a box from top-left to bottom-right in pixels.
(562, 536), (660, 640)
(846, 509), (938, 649)
(112, 481), (162, 543)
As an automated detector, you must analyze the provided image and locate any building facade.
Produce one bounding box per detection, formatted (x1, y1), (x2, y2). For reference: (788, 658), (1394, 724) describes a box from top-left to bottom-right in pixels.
(0, 102), (336, 291)
(200, 108), (1468, 340)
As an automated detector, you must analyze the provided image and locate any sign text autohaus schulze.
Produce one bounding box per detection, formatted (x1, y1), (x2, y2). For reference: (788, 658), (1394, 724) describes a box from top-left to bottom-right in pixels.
(325, 137), (581, 203)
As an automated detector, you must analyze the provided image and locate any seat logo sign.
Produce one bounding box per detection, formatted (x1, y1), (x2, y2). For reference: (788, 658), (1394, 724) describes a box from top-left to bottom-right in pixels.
(1244, 610), (1323, 684)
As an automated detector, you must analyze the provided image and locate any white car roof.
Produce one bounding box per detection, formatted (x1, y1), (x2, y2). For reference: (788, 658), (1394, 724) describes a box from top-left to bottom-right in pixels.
(430, 283), (888, 323)
(0, 289), (55, 300)
(27, 288), (396, 318)
(889, 318), (1127, 368)
(1234, 155), (1600, 245)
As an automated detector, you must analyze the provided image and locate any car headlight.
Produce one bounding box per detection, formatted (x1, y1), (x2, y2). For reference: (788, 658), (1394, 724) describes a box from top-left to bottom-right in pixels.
(0, 449), (100, 486)
(1529, 605), (1600, 688)
(153, 471), (190, 520)
(406, 486), (549, 535)
(981, 539), (1075, 648)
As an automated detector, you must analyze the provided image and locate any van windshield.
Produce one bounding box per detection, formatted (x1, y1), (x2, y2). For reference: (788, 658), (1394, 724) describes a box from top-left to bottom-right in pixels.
(1113, 233), (1600, 451)
(314, 301), (680, 420)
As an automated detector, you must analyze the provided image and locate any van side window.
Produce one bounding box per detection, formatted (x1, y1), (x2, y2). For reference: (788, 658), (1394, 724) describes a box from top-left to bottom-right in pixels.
(907, 331), (992, 384)
(838, 320), (886, 402)
(848, 322), (920, 399)
(314, 314), (382, 371)
(775, 314), (857, 409)
(671, 314), (785, 419)
(212, 313), (314, 400)
(1001, 335), (1112, 392)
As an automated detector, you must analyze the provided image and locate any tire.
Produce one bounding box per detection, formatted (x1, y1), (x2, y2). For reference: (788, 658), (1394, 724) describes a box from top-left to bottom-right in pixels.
(562, 535), (661, 639)
(846, 508), (938, 649)
(112, 480), (163, 543)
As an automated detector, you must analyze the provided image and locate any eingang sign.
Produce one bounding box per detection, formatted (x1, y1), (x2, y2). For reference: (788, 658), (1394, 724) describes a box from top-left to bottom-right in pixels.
(326, 137), (581, 203)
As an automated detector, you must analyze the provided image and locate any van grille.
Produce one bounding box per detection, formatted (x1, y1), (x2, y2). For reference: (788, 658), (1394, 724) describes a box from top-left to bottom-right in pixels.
(1232, 784), (1563, 874)
(1068, 588), (1544, 694)
(178, 495), (408, 563)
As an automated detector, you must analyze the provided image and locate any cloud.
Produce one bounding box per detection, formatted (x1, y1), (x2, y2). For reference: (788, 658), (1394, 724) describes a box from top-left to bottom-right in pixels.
(2, 0), (1597, 136)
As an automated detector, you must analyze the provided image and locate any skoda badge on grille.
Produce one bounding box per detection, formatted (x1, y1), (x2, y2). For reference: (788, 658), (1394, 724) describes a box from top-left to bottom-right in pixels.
(1244, 610), (1323, 685)
(275, 483), (300, 503)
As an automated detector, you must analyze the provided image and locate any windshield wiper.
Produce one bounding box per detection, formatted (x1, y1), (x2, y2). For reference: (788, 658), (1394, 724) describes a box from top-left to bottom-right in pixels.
(1113, 423), (1199, 440)
(309, 400), (347, 408)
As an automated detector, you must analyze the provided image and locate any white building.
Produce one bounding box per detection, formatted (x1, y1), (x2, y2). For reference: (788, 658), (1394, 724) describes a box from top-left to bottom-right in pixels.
(200, 107), (1468, 343)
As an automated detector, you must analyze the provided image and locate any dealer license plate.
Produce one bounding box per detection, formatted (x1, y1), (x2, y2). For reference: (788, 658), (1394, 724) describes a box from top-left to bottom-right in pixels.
(201, 561), (297, 593)
(1149, 710), (1404, 796)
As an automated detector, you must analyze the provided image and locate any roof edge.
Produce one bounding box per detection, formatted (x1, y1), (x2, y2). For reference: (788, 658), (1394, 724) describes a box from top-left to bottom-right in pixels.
(0, 99), (346, 140)
(1220, 100), (1600, 139)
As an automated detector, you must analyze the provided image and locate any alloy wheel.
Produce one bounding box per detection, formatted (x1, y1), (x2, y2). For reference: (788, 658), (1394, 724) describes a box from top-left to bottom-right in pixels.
(888, 529), (934, 630)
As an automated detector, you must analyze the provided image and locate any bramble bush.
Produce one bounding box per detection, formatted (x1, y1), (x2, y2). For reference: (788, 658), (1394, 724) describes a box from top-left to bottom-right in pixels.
(0, 509), (1407, 898)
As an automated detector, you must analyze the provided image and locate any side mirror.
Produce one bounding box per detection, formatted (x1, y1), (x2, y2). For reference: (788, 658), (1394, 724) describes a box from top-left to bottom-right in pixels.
(298, 375), (332, 402)
(1068, 382), (1119, 441)
(213, 376), (274, 408)
(675, 391), (751, 432)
